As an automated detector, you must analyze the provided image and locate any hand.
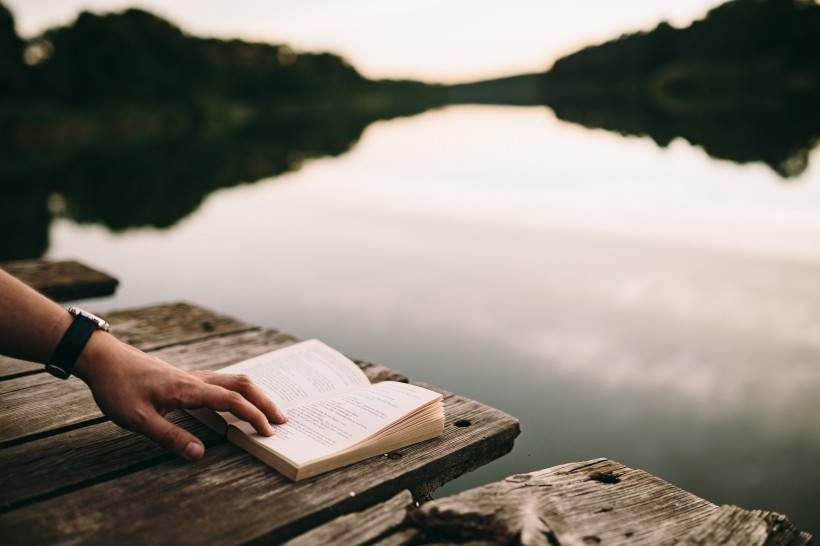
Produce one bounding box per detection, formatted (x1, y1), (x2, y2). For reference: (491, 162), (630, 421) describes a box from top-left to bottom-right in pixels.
(74, 333), (286, 460)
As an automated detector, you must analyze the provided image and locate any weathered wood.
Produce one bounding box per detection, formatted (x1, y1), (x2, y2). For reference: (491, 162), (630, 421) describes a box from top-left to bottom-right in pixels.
(369, 529), (421, 546)
(682, 505), (812, 546)
(281, 490), (413, 546)
(289, 459), (813, 546)
(393, 458), (812, 546)
(98, 302), (260, 351)
(0, 412), (223, 511)
(0, 301), (261, 380)
(0, 355), (41, 380)
(1, 259), (118, 302)
(0, 372), (98, 445)
(0, 387), (519, 545)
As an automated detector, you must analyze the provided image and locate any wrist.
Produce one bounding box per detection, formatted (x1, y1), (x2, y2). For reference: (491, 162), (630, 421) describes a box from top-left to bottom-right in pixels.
(72, 329), (117, 383)
(46, 307), (111, 380)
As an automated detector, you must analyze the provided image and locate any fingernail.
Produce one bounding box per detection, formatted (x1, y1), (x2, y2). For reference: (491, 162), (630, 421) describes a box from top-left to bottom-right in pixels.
(277, 410), (288, 423)
(184, 441), (204, 460)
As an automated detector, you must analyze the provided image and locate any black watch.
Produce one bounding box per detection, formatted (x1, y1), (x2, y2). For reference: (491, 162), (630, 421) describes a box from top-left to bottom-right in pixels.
(45, 307), (111, 379)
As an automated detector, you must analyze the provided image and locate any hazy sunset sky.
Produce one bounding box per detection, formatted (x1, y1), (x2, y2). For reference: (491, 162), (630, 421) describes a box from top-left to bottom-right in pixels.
(6, 0), (724, 83)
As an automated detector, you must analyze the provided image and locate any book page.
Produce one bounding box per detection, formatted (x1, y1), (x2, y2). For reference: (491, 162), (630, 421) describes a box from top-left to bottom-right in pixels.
(218, 340), (370, 410)
(231, 381), (443, 466)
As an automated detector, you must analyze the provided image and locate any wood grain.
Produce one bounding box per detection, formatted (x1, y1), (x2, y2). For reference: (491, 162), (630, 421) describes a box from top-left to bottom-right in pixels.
(0, 412), (222, 511)
(281, 490), (413, 546)
(682, 505), (812, 546)
(1, 259), (118, 302)
(404, 459), (811, 545)
(97, 302), (259, 351)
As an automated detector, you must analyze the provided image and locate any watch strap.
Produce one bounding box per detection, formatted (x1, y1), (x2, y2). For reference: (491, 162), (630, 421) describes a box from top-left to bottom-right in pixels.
(45, 314), (99, 379)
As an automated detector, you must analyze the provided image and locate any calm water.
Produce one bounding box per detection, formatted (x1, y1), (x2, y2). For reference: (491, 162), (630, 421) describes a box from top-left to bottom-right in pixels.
(48, 105), (820, 533)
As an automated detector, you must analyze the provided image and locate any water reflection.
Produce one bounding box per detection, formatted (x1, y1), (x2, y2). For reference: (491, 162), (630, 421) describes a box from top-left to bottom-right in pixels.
(0, 104), (431, 260)
(543, 90), (819, 179)
(4, 87), (819, 262)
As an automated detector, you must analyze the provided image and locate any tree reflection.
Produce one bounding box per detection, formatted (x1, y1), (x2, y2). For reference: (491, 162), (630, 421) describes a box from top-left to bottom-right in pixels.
(0, 104), (435, 260)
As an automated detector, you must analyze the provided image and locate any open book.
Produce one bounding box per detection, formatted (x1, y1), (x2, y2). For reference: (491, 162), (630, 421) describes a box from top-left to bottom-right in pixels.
(188, 340), (444, 481)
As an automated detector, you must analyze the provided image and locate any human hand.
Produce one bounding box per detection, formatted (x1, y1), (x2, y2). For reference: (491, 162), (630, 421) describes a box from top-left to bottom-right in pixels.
(74, 333), (286, 460)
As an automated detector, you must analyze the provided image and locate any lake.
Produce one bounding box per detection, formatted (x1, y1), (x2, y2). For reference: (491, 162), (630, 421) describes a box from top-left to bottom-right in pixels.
(45, 104), (820, 534)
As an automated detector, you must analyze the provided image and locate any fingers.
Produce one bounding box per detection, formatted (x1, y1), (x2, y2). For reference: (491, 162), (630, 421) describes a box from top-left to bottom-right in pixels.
(196, 372), (287, 425)
(190, 383), (277, 437)
(140, 411), (205, 461)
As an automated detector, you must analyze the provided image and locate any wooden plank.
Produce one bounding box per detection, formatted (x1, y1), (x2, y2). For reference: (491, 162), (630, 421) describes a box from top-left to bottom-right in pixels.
(0, 302), (260, 381)
(97, 302), (260, 352)
(0, 355), (41, 380)
(399, 459), (812, 546)
(0, 388), (519, 545)
(682, 505), (812, 546)
(0, 372), (99, 446)
(281, 490), (414, 546)
(1, 259), (118, 302)
(0, 412), (223, 511)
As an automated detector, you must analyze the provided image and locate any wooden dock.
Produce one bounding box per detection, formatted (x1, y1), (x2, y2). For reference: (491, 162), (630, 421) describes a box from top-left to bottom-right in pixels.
(0, 259), (118, 301)
(0, 302), (520, 544)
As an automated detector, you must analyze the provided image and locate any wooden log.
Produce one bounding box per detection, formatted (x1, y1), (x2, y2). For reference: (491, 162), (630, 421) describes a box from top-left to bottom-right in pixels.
(0, 388), (519, 545)
(1, 259), (118, 302)
(681, 505), (812, 546)
(0, 301), (261, 380)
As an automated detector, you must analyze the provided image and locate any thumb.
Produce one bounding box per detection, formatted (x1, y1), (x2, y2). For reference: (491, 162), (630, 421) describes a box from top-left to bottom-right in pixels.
(140, 412), (205, 461)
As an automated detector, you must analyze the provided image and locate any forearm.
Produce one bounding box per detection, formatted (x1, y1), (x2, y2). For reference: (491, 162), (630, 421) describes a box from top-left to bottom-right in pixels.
(0, 268), (73, 364)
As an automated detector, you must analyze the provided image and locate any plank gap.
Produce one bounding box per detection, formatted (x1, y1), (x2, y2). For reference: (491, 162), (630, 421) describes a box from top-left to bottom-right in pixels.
(0, 416), (108, 451)
(0, 368), (45, 382)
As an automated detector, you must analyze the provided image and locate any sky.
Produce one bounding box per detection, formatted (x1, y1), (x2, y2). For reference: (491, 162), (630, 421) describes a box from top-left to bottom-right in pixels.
(5, 0), (725, 83)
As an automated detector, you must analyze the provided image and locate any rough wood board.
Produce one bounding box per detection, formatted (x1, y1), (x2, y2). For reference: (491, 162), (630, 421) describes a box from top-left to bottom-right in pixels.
(0, 411), (223, 512)
(1, 259), (118, 302)
(281, 490), (413, 546)
(0, 355), (41, 380)
(681, 505), (812, 546)
(0, 302), (262, 381)
(0, 389), (519, 545)
(404, 459), (812, 546)
(97, 302), (260, 351)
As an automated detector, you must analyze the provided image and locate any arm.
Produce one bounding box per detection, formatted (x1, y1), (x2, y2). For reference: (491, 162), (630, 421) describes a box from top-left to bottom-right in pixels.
(0, 268), (286, 460)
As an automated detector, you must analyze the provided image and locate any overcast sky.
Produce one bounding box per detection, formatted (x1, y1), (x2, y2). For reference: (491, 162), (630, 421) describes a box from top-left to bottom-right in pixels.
(5, 0), (724, 83)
